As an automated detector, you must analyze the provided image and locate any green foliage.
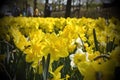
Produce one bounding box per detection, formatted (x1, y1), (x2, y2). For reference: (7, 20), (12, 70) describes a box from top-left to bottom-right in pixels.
(93, 28), (99, 51)
(42, 54), (50, 80)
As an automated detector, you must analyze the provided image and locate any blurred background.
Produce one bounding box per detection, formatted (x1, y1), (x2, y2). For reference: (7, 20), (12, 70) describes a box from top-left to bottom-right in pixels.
(0, 0), (120, 18)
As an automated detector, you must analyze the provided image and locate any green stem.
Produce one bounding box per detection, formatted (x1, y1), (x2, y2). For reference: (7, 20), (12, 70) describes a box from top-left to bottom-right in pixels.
(42, 53), (50, 80)
(93, 29), (99, 51)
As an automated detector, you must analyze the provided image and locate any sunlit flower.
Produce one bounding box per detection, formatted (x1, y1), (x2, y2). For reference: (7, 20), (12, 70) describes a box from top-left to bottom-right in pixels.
(50, 65), (64, 80)
(1, 17), (120, 80)
(10, 27), (30, 50)
(74, 53), (86, 65)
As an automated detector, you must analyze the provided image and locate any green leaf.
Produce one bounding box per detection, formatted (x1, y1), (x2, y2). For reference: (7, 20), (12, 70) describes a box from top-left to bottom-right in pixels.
(106, 37), (115, 53)
(42, 54), (50, 80)
(93, 29), (99, 51)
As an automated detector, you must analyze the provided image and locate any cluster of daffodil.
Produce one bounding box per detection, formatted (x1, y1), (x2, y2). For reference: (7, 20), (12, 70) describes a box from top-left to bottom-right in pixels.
(0, 17), (120, 80)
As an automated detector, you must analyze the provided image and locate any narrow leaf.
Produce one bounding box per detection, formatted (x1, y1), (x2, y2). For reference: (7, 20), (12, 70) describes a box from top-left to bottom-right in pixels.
(93, 28), (99, 51)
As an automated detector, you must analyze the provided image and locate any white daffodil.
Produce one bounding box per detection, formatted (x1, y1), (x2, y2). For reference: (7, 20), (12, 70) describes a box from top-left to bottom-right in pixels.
(69, 37), (89, 68)
(75, 37), (83, 48)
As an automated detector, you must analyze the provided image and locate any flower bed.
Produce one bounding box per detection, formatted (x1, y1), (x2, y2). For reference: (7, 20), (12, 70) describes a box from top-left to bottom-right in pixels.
(0, 17), (120, 80)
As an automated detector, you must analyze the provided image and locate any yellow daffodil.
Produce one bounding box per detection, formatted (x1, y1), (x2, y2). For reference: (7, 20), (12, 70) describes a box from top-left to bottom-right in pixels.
(10, 27), (30, 50)
(73, 53), (86, 65)
(88, 51), (100, 61)
(110, 46), (120, 66)
(77, 62), (96, 80)
(1, 17), (120, 80)
(91, 60), (116, 80)
(50, 65), (64, 80)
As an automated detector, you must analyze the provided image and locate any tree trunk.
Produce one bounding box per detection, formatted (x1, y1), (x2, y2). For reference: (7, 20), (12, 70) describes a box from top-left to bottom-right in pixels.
(72, 0), (75, 11)
(34, 0), (37, 11)
(78, 0), (81, 18)
(44, 0), (49, 17)
(45, 0), (49, 4)
(65, 0), (72, 18)
(58, 0), (61, 11)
